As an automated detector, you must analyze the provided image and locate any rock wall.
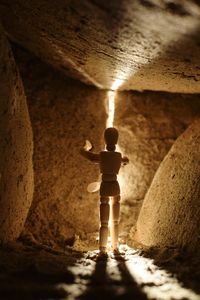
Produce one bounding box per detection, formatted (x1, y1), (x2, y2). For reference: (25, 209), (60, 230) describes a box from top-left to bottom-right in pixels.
(13, 46), (200, 247)
(13, 47), (107, 247)
(0, 0), (200, 92)
(114, 91), (200, 240)
(0, 28), (33, 243)
(134, 120), (200, 252)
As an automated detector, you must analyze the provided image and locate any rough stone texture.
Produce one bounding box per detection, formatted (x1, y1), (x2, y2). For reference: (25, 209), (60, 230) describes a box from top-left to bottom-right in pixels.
(12, 47), (107, 247)
(134, 119), (200, 252)
(0, 0), (200, 92)
(13, 46), (200, 247)
(1, 242), (200, 300)
(114, 91), (200, 239)
(0, 27), (33, 243)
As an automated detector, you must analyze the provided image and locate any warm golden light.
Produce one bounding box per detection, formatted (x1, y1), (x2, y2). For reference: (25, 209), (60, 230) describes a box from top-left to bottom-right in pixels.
(59, 245), (200, 300)
(105, 80), (128, 202)
(106, 90), (116, 128)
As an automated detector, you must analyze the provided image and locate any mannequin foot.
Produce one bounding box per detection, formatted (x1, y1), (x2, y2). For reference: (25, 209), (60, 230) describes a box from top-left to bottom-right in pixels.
(113, 248), (120, 255)
(113, 248), (125, 260)
(113, 247), (125, 255)
(99, 246), (107, 254)
(97, 247), (108, 260)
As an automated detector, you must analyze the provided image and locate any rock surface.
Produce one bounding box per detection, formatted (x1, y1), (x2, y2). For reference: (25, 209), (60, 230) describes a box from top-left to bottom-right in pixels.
(12, 47), (107, 247)
(0, 0), (200, 92)
(13, 46), (200, 247)
(0, 27), (33, 243)
(0, 242), (200, 300)
(134, 119), (200, 251)
(114, 90), (200, 239)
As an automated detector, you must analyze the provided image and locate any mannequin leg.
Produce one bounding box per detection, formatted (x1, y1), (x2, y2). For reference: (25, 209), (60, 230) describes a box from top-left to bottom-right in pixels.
(99, 196), (110, 252)
(110, 195), (120, 250)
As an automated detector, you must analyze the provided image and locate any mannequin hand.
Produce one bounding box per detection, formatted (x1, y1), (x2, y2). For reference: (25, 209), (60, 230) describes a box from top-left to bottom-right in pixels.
(122, 156), (129, 165)
(84, 140), (93, 151)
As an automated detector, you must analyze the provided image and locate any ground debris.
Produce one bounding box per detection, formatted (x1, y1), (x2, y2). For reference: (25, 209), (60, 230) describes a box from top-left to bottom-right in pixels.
(0, 242), (200, 299)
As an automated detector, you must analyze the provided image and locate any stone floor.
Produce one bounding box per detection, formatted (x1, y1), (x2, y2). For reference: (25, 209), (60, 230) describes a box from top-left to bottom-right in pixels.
(1, 241), (200, 300)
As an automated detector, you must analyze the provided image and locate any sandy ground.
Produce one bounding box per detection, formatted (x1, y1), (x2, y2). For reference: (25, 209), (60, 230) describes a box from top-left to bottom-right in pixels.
(0, 241), (200, 300)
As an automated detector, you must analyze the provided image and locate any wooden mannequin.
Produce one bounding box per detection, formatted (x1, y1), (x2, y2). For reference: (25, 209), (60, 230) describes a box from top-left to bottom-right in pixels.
(80, 127), (129, 253)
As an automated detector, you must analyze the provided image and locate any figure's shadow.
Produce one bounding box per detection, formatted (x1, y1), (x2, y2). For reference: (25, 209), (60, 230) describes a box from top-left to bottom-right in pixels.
(114, 253), (147, 300)
(78, 253), (147, 300)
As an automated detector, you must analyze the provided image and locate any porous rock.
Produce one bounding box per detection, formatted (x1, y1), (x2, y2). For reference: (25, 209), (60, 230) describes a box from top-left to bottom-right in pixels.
(114, 91), (200, 239)
(0, 26), (33, 243)
(134, 119), (200, 251)
(0, 0), (200, 92)
(14, 46), (200, 247)
(13, 47), (107, 247)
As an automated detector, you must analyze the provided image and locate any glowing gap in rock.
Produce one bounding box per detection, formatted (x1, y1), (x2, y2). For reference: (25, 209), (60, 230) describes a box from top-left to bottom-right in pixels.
(106, 90), (116, 128)
(105, 81), (127, 202)
(106, 77), (125, 128)
(87, 86), (118, 193)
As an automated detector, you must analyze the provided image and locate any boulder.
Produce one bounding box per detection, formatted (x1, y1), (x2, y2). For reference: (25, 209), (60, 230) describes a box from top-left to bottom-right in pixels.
(114, 91), (200, 239)
(13, 48), (107, 247)
(134, 119), (200, 251)
(0, 26), (33, 243)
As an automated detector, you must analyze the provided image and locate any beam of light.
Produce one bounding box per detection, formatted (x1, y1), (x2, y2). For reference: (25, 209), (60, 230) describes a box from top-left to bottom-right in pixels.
(104, 78), (129, 226)
(103, 84), (128, 249)
(87, 80), (124, 193)
(106, 90), (116, 128)
(122, 245), (200, 300)
(106, 77), (126, 129)
(110, 78), (126, 91)
(56, 245), (200, 300)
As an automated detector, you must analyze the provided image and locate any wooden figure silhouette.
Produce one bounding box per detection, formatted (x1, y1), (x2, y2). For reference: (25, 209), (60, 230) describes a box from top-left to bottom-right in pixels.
(80, 127), (129, 253)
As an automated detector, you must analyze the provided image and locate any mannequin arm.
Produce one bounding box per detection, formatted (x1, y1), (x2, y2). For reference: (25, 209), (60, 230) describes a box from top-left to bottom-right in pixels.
(80, 140), (100, 163)
(122, 156), (129, 166)
(80, 149), (100, 163)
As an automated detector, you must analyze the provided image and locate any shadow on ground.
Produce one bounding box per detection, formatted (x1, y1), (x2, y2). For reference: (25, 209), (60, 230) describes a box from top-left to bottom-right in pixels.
(1, 242), (200, 300)
(0, 242), (81, 299)
(144, 246), (200, 296)
(79, 253), (147, 300)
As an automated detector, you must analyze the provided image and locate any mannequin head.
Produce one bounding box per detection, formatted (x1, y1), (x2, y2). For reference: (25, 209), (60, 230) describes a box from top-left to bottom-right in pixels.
(104, 127), (119, 151)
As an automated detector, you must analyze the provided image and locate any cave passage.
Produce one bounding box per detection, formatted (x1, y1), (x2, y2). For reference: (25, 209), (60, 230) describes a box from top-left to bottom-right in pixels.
(1, 0), (200, 299)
